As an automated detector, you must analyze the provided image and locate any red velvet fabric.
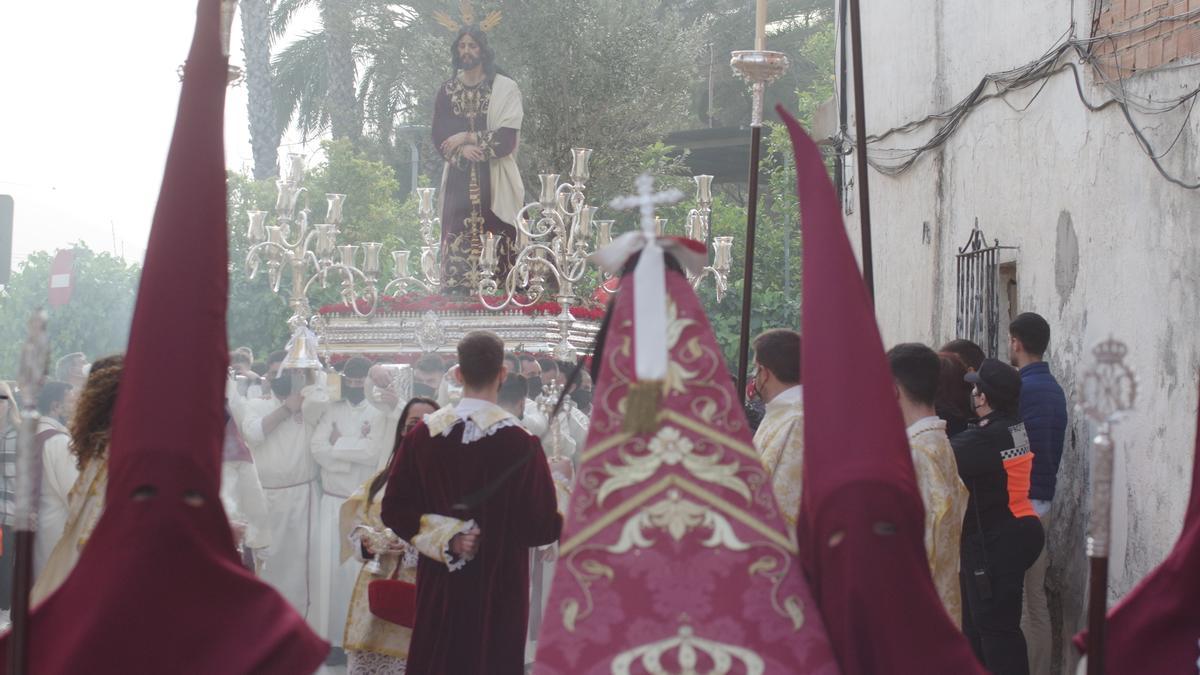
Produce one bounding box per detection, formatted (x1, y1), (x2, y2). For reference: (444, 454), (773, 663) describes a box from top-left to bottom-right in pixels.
(381, 422), (561, 674)
(533, 267), (838, 673)
(780, 106), (984, 674)
(0, 2), (327, 671)
(1074, 377), (1200, 671)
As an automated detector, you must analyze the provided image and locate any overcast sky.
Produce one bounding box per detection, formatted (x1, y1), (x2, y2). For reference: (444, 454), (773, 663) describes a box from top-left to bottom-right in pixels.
(0, 2), (317, 270)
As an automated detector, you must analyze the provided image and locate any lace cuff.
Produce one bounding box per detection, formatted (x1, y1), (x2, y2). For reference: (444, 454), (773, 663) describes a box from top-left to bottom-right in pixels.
(412, 514), (478, 571)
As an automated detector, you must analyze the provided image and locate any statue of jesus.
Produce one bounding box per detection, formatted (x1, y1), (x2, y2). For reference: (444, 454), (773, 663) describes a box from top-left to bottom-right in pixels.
(432, 24), (524, 295)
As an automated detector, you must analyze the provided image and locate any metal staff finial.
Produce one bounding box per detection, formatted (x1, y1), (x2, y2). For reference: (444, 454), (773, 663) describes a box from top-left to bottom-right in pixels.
(1076, 336), (1137, 675)
(9, 309), (51, 675)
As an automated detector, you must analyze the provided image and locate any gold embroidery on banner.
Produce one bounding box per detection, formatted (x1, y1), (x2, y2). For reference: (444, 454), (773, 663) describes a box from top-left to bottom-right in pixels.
(595, 426), (750, 506)
(561, 474), (795, 555)
(610, 625), (766, 675)
(659, 410), (762, 464)
(784, 596), (806, 631)
(559, 559), (613, 633)
(605, 488), (752, 553)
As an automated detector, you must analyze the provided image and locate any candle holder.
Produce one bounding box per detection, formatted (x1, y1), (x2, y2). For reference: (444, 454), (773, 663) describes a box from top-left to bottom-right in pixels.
(730, 50), (790, 128)
(244, 155), (384, 361)
(682, 175), (732, 302)
(475, 149), (604, 361)
(383, 187), (443, 295)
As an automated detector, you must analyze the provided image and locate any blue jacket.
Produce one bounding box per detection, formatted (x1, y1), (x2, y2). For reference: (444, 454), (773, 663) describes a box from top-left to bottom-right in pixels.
(1019, 361), (1068, 501)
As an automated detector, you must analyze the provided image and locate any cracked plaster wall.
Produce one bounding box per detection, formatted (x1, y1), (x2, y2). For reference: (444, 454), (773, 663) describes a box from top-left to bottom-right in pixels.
(842, 2), (1200, 673)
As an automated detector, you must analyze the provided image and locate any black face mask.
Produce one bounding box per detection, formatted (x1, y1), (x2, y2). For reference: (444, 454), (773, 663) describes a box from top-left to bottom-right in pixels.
(526, 376), (544, 399)
(570, 388), (592, 412)
(270, 375), (292, 399)
(343, 386), (365, 405)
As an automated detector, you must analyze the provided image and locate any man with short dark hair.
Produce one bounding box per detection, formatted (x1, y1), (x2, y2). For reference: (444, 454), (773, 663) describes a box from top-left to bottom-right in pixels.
(413, 354), (447, 398)
(537, 358), (562, 388)
(497, 373), (527, 421)
(887, 343), (969, 626)
(941, 338), (986, 373)
(750, 329), (804, 527)
(382, 330), (564, 674)
(519, 354), (542, 396)
(34, 381), (74, 577)
(1008, 311), (1067, 675)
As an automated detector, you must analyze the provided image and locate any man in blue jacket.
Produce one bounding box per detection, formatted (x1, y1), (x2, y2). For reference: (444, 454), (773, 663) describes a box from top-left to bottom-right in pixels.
(1009, 311), (1067, 675)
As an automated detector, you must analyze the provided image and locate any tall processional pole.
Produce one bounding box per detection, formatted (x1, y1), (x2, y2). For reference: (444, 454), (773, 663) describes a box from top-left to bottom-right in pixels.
(8, 310), (51, 675)
(1076, 337), (1137, 675)
(732, 0), (788, 402)
(847, 0), (875, 302)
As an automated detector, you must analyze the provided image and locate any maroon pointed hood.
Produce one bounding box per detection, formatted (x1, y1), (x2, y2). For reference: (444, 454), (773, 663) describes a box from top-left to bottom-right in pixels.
(1075, 375), (1200, 670)
(0, 2), (327, 672)
(779, 105), (984, 674)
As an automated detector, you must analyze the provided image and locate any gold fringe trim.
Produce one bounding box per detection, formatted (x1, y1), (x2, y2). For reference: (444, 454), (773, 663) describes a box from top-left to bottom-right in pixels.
(622, 380), (663, 435)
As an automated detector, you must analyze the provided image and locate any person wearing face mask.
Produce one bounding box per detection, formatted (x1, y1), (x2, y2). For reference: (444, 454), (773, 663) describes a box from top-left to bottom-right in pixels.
(309, 356), (391, 656)
(952, 358), (1044, 675)
(749, 329), (805, 528)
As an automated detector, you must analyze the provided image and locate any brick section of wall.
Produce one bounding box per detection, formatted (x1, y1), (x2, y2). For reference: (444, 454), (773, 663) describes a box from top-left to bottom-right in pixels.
(1092, 0), (1200, 77)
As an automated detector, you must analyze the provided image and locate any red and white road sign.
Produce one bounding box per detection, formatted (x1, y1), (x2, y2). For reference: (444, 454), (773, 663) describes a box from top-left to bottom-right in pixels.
(48, 249), (76, 307)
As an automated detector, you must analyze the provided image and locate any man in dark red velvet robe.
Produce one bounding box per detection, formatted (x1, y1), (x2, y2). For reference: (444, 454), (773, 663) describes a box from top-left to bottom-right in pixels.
(433, 25), (524, 295)
(382, 330), (562, 674)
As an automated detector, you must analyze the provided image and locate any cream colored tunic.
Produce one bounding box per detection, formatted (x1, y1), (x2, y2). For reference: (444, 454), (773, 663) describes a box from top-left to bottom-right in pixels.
(340, 475), (418, 662)
(32, 454), (107, 605)
(906, 415), (969, 627)
(752, 385), (805, 528)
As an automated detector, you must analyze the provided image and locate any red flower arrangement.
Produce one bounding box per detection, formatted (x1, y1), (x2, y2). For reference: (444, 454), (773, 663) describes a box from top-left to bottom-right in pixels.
(318, 292), (607, 321)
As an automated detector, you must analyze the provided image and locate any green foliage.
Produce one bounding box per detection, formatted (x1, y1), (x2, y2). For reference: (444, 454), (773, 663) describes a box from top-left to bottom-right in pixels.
(0, 246), (140, 379)
(227, 140), (424, 358)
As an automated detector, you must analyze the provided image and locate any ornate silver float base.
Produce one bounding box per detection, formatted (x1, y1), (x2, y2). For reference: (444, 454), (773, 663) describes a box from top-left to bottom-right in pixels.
(317, 309), (600, 359)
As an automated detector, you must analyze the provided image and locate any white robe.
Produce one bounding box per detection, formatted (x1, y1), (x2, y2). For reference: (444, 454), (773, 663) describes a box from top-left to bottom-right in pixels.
(239, 392), (325, 621)
(34, 418), (74, 578)
(309, 395), (393, 646)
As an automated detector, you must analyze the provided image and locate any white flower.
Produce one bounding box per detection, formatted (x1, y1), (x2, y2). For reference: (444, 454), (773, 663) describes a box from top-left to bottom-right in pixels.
(648, 426), (693, 465)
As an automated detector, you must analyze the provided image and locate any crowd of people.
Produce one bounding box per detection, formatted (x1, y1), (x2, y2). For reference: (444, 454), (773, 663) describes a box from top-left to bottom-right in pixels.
(749, 312), (1067, 675)
(0, 309), (1069, 674)
(0, 339), (593, 672)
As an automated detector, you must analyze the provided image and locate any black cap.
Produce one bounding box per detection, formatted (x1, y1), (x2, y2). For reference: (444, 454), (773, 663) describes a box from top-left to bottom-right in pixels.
(964, 358), (1022, 409)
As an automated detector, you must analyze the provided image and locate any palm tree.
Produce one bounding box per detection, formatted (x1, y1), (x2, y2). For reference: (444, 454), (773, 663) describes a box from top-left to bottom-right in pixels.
(241, 0), (283, 179)
(270, 0), (366, 142)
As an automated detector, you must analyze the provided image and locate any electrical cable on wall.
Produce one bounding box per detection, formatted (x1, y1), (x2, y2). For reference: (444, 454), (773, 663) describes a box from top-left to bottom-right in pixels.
(840, 6), (1200, 189)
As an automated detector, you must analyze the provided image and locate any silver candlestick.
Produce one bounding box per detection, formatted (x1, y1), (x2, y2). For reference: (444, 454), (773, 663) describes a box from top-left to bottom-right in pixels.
(245, 155), (383, 363)
(684, 175), (732, 301)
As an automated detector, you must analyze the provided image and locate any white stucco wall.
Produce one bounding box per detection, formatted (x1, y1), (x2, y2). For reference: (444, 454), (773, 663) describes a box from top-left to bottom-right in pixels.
(840, 1), (1200, 672)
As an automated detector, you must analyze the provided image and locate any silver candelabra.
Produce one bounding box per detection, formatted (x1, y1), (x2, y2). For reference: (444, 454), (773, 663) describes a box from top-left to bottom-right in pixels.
(683, 175), (733, 301)
(476, 148), (608, 361)
(384, 187), (443, 295)
(244, 154), (383, 366)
